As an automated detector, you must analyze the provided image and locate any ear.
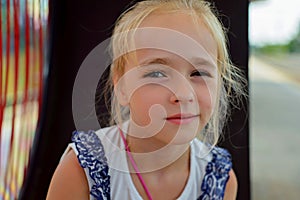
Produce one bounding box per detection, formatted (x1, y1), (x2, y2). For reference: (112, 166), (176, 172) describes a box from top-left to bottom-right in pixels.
(113, 74), (129, 106)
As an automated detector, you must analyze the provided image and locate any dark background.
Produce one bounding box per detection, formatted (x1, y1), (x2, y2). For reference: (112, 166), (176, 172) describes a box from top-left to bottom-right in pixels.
(19, 0), (249, 199)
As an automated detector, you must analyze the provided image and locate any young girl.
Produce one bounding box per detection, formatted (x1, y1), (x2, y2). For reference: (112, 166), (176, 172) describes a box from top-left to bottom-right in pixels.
(47, 0), (245, 199)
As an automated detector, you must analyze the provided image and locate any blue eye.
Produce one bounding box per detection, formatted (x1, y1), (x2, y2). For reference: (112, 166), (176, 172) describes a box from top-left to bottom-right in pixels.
(191, 70), (211, 77)
(144, 71), (167, 78)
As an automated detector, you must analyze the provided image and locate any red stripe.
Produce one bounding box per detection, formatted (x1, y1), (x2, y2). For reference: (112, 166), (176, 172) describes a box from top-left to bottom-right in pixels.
(0, 0), (11, 141)
(4, 0), (11, 105)
(3, 0), (13, 194)
(25, 0), (36, 174)
(38, 0), (43, 123)
(11, 0), (20, 146)
(22, 0), (31, 182)
(7, 0), (20, 195)
(24, 0), (30, 103)
(1, 0), (11, 182)
(32, 0), (36, 100)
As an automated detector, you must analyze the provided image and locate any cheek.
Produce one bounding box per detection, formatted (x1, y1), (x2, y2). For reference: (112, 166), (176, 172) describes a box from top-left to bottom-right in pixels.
(196, 82), (218, 118)
(128, 86), (168, 123)
(130, 85), (166, 104)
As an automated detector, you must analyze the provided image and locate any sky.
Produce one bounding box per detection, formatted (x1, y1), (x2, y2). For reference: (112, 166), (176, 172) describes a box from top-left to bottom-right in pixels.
(249, 0), (300, 45)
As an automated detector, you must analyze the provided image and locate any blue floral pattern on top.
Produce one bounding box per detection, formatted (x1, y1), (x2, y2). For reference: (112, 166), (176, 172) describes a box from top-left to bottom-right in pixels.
(72, 130), (111, 200)
(198, 147), (232, 200)
(72, 130), (231, 200)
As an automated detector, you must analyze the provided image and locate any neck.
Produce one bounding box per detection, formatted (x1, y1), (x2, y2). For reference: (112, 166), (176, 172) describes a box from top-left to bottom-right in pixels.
(125, 134), (191, 174)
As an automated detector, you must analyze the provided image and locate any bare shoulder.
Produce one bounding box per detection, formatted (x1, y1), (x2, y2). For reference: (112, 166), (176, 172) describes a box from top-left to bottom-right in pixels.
(223, 169), (238, 200)
(46, 149), (89, 200)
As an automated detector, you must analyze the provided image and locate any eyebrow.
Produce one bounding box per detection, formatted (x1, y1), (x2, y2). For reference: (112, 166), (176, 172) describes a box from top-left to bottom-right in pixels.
(139, 57), (171, 66)
(139, 56), (217, 69)
(190, 57), (216, 68)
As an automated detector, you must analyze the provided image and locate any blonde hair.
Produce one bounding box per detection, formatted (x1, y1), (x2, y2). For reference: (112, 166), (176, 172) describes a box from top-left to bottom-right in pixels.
(103, 0), (247, 146)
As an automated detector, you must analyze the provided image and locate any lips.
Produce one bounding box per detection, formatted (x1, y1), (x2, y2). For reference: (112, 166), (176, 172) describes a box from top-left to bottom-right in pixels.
(166, 113), (199, 125)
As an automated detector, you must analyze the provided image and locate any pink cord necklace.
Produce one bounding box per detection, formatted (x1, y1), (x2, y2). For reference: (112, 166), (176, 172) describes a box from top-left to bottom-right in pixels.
(119, 128), (153, 200)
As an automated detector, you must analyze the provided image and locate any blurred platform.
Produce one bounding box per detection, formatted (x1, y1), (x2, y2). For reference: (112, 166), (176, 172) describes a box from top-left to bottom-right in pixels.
(254, 53), (300, 83)
(249, 55), (300, 200)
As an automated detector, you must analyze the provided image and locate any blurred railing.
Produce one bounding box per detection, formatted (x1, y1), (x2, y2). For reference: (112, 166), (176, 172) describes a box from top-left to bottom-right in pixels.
(0, 0), (48, 199)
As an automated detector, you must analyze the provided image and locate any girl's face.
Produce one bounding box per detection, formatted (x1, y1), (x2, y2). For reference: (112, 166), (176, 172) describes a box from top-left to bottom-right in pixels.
(115, 11), (218, 145)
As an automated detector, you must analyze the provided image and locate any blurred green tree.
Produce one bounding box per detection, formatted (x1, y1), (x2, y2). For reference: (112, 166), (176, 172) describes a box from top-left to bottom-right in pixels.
(288, 23), (300, 52)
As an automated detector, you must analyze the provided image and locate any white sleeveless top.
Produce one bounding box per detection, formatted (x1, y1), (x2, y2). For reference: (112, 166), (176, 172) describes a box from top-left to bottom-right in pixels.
(63, 124), (232, 200)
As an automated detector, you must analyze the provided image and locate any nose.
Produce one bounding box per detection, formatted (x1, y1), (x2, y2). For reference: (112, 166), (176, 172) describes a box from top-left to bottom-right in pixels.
(170, 81), (195, 104)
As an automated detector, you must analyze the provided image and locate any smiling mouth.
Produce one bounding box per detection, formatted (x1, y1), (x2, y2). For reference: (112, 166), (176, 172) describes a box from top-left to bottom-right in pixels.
(166, 114), (199, 125)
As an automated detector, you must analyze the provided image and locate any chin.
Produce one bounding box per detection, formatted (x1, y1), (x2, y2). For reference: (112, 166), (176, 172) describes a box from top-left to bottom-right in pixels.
(170, 134), (197, 145)
(163, 129), (199, 146)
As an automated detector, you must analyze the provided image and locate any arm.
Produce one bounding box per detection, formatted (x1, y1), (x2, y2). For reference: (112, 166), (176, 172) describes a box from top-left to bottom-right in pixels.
(46, 150), (89, 200)
(223, 169), (238, 200)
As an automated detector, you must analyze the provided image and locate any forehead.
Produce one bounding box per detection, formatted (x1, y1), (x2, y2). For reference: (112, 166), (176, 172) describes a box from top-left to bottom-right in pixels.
(119, 12), (218, 69)
(137, 11), (218, 58)
(126, 48), (217, 73)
